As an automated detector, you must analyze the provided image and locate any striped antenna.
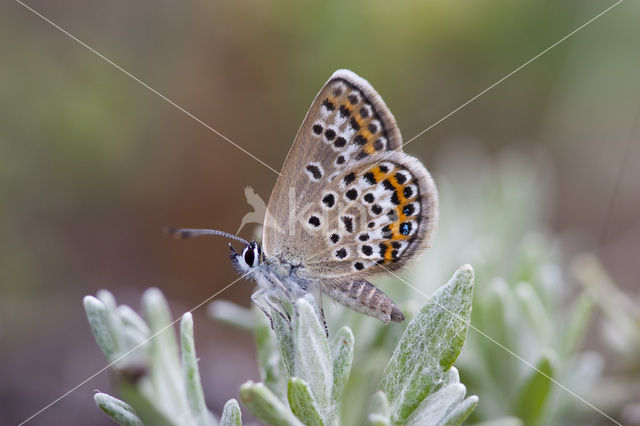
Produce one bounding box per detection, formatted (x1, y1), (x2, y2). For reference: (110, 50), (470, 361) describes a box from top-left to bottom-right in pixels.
(165, 227), (250, 245)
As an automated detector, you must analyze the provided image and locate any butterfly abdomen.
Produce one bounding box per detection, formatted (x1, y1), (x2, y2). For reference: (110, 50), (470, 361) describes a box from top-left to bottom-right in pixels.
(323, 279), (405, 324)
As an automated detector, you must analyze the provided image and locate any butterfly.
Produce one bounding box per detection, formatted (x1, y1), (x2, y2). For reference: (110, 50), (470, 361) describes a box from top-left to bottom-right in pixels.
(169, 70), (438, 331)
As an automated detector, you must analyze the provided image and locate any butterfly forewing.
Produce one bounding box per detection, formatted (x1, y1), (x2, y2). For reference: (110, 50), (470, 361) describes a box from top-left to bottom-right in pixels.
(263, 70), (437, 282)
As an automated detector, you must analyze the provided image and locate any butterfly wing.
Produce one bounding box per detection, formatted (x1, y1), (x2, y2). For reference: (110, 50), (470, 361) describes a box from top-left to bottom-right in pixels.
(265, 70), (402, 253)
(262, 69), (437, 281)
(300, 150), (437, 277)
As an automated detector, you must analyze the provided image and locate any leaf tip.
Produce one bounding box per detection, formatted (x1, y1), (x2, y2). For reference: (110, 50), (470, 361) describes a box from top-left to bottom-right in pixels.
(181, 311), (194, 331)
(83, 295), (103, 312)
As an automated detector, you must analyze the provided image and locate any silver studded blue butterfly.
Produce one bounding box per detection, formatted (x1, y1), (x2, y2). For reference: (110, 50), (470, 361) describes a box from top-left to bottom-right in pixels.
(170, 70), (438, 329)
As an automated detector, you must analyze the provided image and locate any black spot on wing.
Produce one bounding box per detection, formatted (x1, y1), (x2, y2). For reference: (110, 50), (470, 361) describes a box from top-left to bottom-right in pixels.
(308, 216), (321, 227)
(395, 172), (407, 185)
(334, 137), (347, 148)
(404, 186), (414, 198)
(306, 164), (322, 180)
(324, 128), (336, 141)
(354, 134), (367, 145)
(322, 98), (335, 111)
(403, 204), (415, 216)
(342, 216), (354, 233)
(363, 172), (376, 185)
(322, 193), (335, 208)
(343, 172), (356, 186)
(355, 151), (369, 160)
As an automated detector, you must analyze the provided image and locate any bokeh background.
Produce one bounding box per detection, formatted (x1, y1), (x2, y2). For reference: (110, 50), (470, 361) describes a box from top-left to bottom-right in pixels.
(2, 0), (639, 424)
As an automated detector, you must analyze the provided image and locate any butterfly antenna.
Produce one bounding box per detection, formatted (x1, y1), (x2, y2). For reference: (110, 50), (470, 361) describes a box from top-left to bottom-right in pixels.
(165, 227), (250, 245)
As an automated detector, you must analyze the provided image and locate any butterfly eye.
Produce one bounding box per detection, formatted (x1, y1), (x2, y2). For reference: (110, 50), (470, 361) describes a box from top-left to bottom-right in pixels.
(243, 246), (255, 267)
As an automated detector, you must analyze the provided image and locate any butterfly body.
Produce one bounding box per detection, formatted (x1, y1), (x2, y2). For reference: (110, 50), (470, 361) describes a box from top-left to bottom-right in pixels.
(227, 70), (439, 325)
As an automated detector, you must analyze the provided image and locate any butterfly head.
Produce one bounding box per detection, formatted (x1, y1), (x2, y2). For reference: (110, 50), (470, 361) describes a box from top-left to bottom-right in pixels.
(228, 240), (262, 273)
(166, 226), (263, 273)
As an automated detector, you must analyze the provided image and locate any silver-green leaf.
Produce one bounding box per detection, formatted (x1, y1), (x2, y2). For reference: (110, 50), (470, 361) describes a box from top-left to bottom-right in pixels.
(293, 297), (333, 419)
(94, 392), (143, 426)
(330, 326), (354, 405)
(239, 381), (303, 426)
(180, 312), (212, 426)
(287, 377), (324, 426)
(381, 264), (475, 422)
(220, 399), (242, 426)
(367, 390), (390, 426)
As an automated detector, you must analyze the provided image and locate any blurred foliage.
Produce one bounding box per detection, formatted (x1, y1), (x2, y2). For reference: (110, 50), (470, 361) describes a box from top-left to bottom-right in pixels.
(85, 267), (477, 425)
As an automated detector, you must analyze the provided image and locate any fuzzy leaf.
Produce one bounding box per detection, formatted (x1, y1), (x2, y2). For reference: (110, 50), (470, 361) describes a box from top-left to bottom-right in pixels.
(405, 383), (467, 426)
(240, 381), (303, 426)
(142, 288), (191, 421)
(381, 265), (475, 422)
(94, 392), (143, 426)
(98, 290), (128, 355)
(514, 353), (555, 426)
(273, 309), (295, 378)
(330, 326), (354, 404)
(293, 298), (333, 417)
(220, 399), (242, 426)
(118, 305), (151, 337)
(287, 377), (324, 426)
(441, 395), (479, 426)
(367, 391), (390, 426)
(116, 383), (175, 426)
(252, 307), (288, 401)
(180, 312), (212, 426)
(84, 296), (117, 360)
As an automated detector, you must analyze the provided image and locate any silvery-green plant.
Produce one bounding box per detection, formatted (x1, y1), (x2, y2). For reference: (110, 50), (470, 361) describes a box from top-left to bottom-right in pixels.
(84, 288), (237, 425)
(212, 264), (477, 426)
(85, 265), (477, 425)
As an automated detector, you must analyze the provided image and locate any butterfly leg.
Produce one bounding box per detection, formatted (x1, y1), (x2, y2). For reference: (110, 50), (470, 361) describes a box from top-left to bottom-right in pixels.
(308, 286), (329, 337)
(319, 303), (328, 338)
(275, 298), (292, 321)
(315, 291), (329, 337)
(251, 288), (274, 329)
(264, 293), (293, 330)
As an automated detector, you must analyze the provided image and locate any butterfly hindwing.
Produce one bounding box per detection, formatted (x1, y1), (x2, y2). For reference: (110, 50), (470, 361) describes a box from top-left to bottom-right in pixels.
(303, 151), (437, 278)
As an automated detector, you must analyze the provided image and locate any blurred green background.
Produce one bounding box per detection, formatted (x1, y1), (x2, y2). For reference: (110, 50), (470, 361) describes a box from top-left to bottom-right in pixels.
(1, 0), (639, 424)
